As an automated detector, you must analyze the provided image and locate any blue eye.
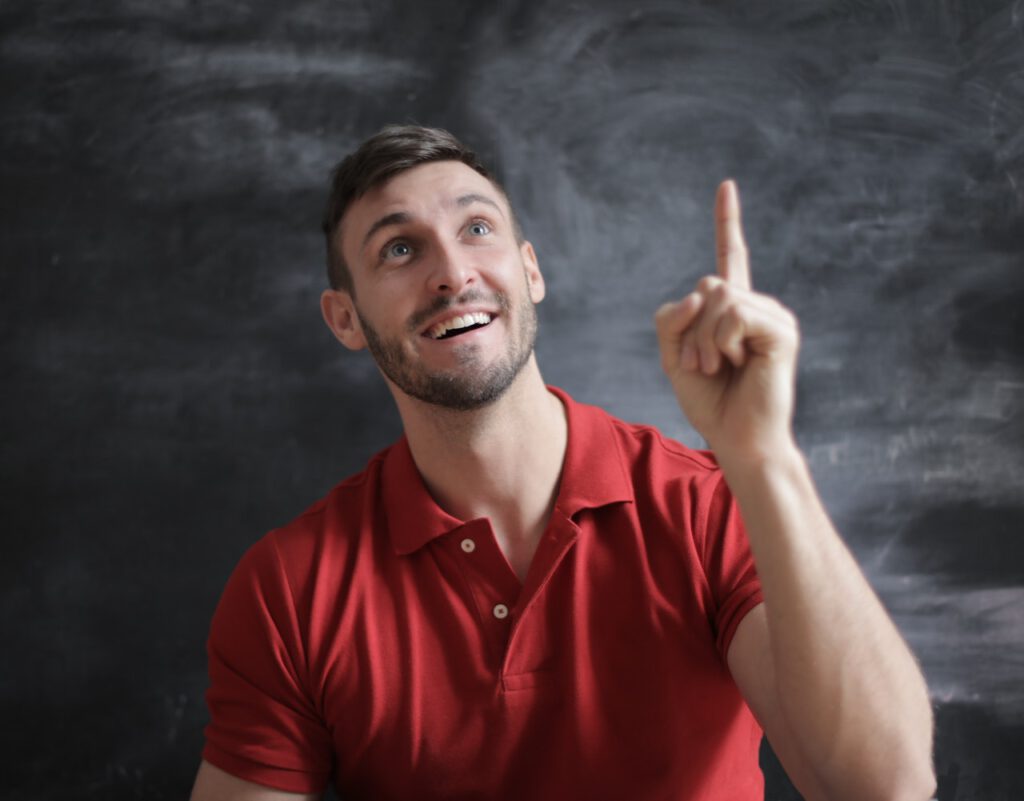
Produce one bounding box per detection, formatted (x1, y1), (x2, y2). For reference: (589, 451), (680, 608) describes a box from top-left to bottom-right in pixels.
(468, 221), (491, 236)
(383, 241), (411, 260)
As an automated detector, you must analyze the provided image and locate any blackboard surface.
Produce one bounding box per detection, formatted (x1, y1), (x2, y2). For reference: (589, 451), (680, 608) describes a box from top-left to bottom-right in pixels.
(2, 1), (1022, 798)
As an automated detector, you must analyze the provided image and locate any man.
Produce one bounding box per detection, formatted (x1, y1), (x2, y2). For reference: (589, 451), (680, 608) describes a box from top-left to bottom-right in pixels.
(190, 125), (936, 800)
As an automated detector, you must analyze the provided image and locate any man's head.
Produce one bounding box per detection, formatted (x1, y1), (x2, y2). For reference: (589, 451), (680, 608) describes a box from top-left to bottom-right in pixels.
(322, 125), (522, 296)
(319, 126), (545, 412)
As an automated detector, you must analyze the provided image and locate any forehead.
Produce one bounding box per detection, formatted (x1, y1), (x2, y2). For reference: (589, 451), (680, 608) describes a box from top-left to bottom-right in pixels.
(339, 161), (506, 259)
(366, 160), (498, 209)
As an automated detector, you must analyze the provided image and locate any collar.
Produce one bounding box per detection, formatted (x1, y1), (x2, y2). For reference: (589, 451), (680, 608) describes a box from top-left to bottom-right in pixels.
(382, 386), (635, 555)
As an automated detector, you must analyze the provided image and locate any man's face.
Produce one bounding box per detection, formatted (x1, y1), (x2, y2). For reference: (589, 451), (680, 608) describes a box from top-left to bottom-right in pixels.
(327, 160), (545, 411)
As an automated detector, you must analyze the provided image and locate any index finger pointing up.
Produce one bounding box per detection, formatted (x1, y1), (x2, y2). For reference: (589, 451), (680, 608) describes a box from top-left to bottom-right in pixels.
(715, 179), (752, 291)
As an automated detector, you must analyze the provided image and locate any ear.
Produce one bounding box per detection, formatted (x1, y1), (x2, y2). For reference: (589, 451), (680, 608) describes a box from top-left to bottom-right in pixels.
(320, 289), (367, 351)
(520, 241), (545, 303)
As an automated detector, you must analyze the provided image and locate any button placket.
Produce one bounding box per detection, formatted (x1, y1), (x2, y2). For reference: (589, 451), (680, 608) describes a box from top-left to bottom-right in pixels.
(447, 522), (518, 666)
(501, 514), (580, 683)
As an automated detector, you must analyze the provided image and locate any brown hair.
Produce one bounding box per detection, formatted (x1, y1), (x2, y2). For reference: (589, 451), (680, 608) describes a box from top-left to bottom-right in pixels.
(321, 125), (520, 294)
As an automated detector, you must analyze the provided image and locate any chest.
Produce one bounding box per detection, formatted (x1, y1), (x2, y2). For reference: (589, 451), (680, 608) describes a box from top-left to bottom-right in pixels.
(309, 505), (759, 799)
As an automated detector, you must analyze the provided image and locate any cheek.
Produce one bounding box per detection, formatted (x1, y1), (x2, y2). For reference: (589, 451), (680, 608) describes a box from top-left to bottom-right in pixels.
(360, 284), (411, 324)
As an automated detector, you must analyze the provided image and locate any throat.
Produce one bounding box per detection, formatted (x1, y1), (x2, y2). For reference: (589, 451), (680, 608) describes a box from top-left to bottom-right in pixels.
(492, 525), (542, 585)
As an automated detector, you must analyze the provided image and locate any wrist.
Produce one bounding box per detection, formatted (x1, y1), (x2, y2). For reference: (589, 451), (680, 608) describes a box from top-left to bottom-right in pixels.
(714, 435), (805, 482)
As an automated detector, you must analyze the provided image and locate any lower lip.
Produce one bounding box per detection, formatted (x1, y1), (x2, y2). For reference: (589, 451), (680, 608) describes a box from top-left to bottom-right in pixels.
(424, 320), (497, 345)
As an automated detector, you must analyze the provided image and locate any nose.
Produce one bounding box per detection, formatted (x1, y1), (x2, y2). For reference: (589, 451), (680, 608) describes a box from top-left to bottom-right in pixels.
(428, 239), (474, 295)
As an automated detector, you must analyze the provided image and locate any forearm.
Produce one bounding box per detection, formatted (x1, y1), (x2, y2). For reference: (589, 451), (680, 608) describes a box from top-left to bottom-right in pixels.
(720, 442), (935, 801)
(656, 180), (935, 797)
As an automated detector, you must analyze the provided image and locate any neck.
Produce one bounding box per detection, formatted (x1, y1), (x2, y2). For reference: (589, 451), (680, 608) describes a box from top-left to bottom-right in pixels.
(391, 357), (568, 548)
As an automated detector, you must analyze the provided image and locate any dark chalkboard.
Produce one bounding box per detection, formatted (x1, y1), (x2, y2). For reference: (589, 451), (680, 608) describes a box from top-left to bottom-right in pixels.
(2, 1), (1022, 798)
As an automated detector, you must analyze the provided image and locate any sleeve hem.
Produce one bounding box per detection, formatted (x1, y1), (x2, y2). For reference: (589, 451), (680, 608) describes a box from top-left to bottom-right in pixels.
(202, 741), (329, 795)
(716, 585), (764, 660)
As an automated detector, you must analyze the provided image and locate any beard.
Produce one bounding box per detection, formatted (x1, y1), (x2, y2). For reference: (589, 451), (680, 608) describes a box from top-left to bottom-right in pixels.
(356, 279), (539, 412)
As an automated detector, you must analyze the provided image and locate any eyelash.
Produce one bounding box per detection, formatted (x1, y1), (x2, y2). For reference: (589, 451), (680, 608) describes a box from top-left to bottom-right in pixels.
(378, 219), (493, 262)
(382, 241), (412, 261)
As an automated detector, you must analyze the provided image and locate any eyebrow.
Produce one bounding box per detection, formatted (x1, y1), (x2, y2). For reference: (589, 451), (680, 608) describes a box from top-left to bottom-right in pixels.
(360, 193), (506, 252)
(361, 211), (412, 252)
(455, 193), (504, 215)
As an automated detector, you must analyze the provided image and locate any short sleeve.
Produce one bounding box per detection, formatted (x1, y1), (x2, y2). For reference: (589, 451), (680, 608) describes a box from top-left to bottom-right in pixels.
(697, 472), (764, 660)
(202, 535), (333, 793)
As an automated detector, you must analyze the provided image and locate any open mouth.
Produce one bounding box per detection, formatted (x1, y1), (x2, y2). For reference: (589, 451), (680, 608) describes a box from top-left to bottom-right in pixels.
(426, 312), (494, 340)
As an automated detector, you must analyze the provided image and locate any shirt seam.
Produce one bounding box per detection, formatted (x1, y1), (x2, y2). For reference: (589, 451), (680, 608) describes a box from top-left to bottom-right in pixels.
(265, 532), (321, 720)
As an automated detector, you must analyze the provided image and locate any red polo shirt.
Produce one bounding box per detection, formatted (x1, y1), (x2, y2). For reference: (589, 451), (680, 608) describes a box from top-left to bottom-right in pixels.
(203, 387), (765, 799)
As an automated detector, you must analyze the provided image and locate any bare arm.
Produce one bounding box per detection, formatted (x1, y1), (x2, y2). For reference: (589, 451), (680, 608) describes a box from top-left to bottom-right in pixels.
(190, 760), (321, 801)
(724, 449), (935, 801)
(654, 181), (935, 800)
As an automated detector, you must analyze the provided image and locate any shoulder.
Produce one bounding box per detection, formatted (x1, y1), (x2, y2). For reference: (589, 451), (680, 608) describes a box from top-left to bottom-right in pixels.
(599, 406), (723, 484)
(230, 444), (394, 601)
(279, 444), (389, 538)
(554, 385), (727, 508)
(613, 416), (731, 528)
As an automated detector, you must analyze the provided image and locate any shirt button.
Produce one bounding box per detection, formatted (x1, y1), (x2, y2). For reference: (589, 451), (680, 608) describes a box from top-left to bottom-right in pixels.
(492, 603), (509, 620)
(460, 538), (476, 553)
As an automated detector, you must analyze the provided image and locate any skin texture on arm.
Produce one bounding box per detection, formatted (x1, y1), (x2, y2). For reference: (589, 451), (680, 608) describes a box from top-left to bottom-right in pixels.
(654, 182), (936, 801)
(189, 760), (321, 801)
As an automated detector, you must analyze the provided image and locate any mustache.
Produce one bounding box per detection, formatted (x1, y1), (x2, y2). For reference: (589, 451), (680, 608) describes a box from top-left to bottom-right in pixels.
(406, 289), (511, 332)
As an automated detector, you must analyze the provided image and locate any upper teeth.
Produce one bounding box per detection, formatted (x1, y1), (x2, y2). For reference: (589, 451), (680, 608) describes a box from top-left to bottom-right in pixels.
(428, 312), (492, 339)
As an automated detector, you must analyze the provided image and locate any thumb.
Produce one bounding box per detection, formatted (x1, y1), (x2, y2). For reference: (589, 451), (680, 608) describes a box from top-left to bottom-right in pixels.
(654, 294), (702, 372)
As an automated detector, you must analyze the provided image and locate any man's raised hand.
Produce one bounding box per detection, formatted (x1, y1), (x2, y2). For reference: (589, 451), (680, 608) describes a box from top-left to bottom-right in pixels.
(654, 180), (800, 465)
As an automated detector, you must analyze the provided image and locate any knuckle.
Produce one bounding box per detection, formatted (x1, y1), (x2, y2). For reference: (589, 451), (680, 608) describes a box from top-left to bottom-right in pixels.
(789, 316), (802, 343)
(696, 275), (720, 295)
(768, 296), (790, 317)
(775, 307), (800, 345)
(710, 282), (731, 302)
(724, 305), (744, 326)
